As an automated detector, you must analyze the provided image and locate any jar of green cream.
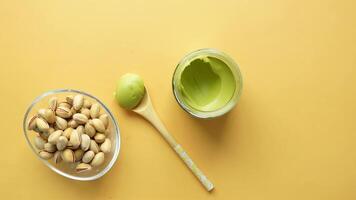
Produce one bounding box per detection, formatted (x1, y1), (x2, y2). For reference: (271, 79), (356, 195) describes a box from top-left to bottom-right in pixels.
(172, 48), (243, 118)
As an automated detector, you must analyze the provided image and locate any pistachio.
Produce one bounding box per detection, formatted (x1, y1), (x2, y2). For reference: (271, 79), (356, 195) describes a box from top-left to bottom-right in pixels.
(73, 94), (84, 111)
(54, 151), (62, 164)
(82, 150), (95, 163)
(68, 119), (78, 128)
(63, 128), (73, 139)
(48, 127), (55, 134)
(56, 106), (72, 118)
(66, 95), (74, 105)
(38, 109), (56, 124)
(90, 140), (99, 153)
(83, 99), (92, 108)
(36, 117), (49, 132)
(39, 151), (53, 160)
(69, 130), (81, 149)
(92, 119), (105, 132)
(48, 97), (58, 111)
(74, 149), (84, 162)
(99, 114), (109, 129)
(57, 136), (68, 151)
(91, 152), (105, 167)
(71, 107), (77, 115)
(61, 149), (75, 163)
(84, 123), (96, 138)
(48, 130), (63, 144)
(104, 129), (111, 136)
(39, 131), (50, 140)
(73, 113), (88, 124)
(94, 133), (106, 143)
(76, 125), (85, 135)
(55, 116), (67, 130)
(81, 134), (91, 151)
(76, 163), (92, 173)
(100, 138), (112, 153)
(27, 115), (38, 131)
(44, 143), (56, 152)
(80, 108), (90, 118)
(34, 136), (46, 150)
(58, 102), (71, 109)
(90, 103), (100, 119)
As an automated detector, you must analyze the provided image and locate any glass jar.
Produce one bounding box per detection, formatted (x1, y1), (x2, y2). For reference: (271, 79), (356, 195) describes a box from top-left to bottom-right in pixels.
(172, 48), (243, 119)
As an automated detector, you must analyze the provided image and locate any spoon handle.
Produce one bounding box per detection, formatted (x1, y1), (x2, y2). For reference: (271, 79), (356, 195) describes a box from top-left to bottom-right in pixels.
(139, 105), (214, 191)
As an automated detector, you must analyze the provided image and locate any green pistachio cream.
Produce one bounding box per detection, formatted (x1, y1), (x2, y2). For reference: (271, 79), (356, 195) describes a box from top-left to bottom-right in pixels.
(115, 73), (145, 109)
(177, 56), (236, 112)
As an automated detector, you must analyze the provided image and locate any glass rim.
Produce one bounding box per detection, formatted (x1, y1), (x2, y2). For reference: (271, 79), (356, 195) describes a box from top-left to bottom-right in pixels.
(22, 89), (121, 181)
(172, 48), (243, 119)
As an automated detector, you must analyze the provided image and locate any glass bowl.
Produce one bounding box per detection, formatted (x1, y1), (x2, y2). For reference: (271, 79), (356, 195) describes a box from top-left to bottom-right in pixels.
(23, 89), (121, 181)
(172, 48), (243, 119)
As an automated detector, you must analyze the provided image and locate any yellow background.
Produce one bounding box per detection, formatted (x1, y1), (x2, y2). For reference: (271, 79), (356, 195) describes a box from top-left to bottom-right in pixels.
(0, 0), (355, 199)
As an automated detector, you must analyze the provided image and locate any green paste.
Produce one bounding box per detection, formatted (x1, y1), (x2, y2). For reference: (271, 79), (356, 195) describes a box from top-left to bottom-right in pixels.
(115, 73), (145, 109)
(178, 56), (236, 111)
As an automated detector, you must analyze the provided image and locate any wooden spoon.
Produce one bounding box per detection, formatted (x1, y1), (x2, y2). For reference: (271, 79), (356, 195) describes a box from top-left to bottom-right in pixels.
(132, 88), (214, 191)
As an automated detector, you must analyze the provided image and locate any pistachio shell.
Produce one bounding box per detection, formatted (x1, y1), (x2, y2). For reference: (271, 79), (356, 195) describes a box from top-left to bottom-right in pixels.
(76, 125), (85, 135)
(58, 102), (71, 109)
(83, 99), (92, 108)
(39, 151), (53, 159)
(91, 152), (105, 167)
(61, 149), (75, 163)
(92, 119), (105, 132)
(56, 106), (72, 118)
(55, 116), (67, 130)
(81, 134), (91, 151)
(73, 94), (84, 111)
(49, 97), (58, 111)
(94, 133), (106, 143)
(74, 149), (84, 162)
(66, 95), (74, 105)
(100, 138), (112, 153)
(82, 151), (95, 163)
(63, 128), (73, 139)
(80, 108), (90, 118)
(54, 151), (62, 164)
(90, 140), (99, 153)
(40, 131), (50, 140)
(85, 123), (96, 138)
(34, 136), (46, 150)
(76, 163), (92, 173)
(48, 130), (63, 144)
(68, 119), (78, 128)
(73, 113), (88, 124)
(36, 118), (49, 132)
(48, 127), (55, 134)
(57, 136), (68, 151)
(69, 130), (81, 149)
(90, 103), (100, 119)
(38, 109), (56, 124)
(44, 143), (56, 152)
(27, 115), (38, 131)
(99, 114), (109, 128)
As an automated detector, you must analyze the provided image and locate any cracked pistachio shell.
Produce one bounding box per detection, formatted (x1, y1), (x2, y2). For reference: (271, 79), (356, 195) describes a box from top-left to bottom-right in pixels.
(80, 108), (90, 118)
(39, 151), (53, 160)
(36, 117), (49, 132)
(27, 115), (38, 131)
(91, 119), (105, 132)
(48, 97), (58, 111)
(57, 136), (68, 151)
(55, 116), (67, 130)
(90, 140), (99, 153)
(83, 99), (92, 109)
(73, 94), (84, 111)
(38, 109), (56, 124)
(76, 125), (85, 135)
(90, 103), (100, 119)
(69, 130), (81, 149)
(94, 133), (106, 143)
(63, 128), (73, 139)
(56, 106), (72, 118)
(34, 136), (46, 150)
(76, 163), (92, 173)
(85, 123), (96, 138)
(91, 152), (105, 167)
(73, 113), (88, 124)
(74, 149), (84, 162)
(48, 130), (63, 145)
(99, 114), (109, 128)
(100, 138), (111, 153)
(54, 151), (62, 164)
(66, 95), (74, 105)
(61, 149), (75, 163)
(81, 134), (91, 151)
(68, 119), (78, 129)
(44, 143), (56, 152)
(82, 150), (95, 163)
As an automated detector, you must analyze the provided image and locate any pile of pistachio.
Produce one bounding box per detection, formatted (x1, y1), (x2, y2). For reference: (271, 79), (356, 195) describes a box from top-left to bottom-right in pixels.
(27, 94), (112, 173)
